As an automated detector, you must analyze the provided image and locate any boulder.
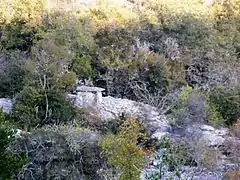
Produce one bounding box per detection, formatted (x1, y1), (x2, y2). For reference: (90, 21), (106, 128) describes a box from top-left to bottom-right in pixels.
(0, 98), (13, 113)
(185, 124), (228, 147)
(98, 96), (171, 140)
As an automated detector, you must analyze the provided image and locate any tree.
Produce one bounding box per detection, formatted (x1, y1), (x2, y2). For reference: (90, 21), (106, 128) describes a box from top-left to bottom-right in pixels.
(0, 49), (28, 98)
(100, 118), (146, 180)
(0, 0), (43, 51)
(209, 87), (240, 125)
(13, 36), (76, 130)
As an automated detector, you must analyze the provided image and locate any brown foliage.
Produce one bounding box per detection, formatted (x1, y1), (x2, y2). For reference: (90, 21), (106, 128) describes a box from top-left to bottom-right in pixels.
(231, 120), (240, 138)
(221, 138), (240, 164)
(226, 170), (240, 180)
(77, 106), (103, 131)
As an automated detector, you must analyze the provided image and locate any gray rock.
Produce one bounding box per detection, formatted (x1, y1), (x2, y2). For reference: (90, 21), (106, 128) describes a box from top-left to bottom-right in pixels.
(151, 131), (170, 140)
(184, 124), (228, 147)
(76, 85), (105, 92)
(0, 98), (13, 113)
(98, 96), (171, 140)
(68, 92), (171, 140)
(67, 88), (239, 180)
(200, 124), (215, 131)
(201, 131), (225, 147)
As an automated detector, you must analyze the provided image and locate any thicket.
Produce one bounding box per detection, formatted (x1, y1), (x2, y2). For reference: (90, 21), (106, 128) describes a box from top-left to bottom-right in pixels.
(0, 0), (239, 178)
(208, 87), (240, 125)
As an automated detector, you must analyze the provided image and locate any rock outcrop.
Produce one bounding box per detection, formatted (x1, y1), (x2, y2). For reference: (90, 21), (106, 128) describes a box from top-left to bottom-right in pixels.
(70, 93), (171, 140)
(68, 88), (239, 180)
(184, 124), (228, 147)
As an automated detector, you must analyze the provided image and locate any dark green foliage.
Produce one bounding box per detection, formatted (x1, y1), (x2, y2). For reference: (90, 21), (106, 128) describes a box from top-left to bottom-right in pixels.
(13, 86), (43, 130)
(94, 28), (135, 67)
(1, 22), (38, 51)
(0, 111), (27, 179)
(41, 12), (97, 78)
(0, 50), (28, 98)
(144, 64), (169, 94)
(46, 89), (76, 124)
(209, 88), (240, 125)
(13, 87), (75, 130)
(102, 116), (125, 134)
(71, 56), (95, 78)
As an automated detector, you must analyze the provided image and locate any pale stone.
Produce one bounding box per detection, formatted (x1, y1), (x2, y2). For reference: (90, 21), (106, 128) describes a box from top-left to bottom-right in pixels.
(200, 124), (215, 131)
(0, 98), (13, 113)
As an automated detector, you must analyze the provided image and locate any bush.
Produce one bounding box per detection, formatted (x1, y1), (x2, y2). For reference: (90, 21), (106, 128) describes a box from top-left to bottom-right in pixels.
(209, 88), (240, 125)
(169, 86), (193, 125)
(0, 0), (43, 51)
(40, 11), (97, 78)
(145, 137), (193, 180)
(94, 28), (135, 68)
(13, 86), (43, 130)
(13, 87), (75, 130)
(1, 23), (39, 51)
(100, 118), (146, 180)
(11, 125), (103, 179)
(0, 110), (27, 179)
(0, 49), (28, 98)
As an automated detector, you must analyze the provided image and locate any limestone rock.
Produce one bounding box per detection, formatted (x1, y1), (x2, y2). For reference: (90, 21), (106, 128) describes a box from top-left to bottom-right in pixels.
(0, 98), (13, 113)
(185, 124), (228, 147)
(98, 96), (171, 140)
(68, 93), (171, 140)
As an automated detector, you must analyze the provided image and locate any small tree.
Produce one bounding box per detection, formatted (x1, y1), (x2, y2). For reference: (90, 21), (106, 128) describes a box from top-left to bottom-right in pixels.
(0, 49), (28, 98)
(208, 87), (240, 125)
(12, 35), (76, 130)
(100, 118), (146, 180)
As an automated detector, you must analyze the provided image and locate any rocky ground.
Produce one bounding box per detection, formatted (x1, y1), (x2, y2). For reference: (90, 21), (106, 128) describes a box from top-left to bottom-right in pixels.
(70, 91), (240, 179)
(2, 91), (240, 179)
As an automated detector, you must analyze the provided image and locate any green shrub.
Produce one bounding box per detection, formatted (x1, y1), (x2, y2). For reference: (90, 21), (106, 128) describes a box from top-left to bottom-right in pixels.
(0, 49), (28, 98)
(169, 86), (193, 120)
(46, 89), (76, 124)
(40, 12), (97, 78)
(94, 28), (135, 68)
(0, 111), (27, 179)
(11, 126), (103, 179)
(100, 118), (146, 180)
(205, 97), (225, 126)
(13, 87), (75, 130)
(13, 86), (44, 130)
(72, 56), (95, 78)
(0, 0), (43, 51)
(58, 71), (77, 91)
(208, 88), (240, 126)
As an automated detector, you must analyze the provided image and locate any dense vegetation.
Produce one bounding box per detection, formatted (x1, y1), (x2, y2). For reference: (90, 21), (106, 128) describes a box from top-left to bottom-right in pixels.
(0, 0), (239, 179)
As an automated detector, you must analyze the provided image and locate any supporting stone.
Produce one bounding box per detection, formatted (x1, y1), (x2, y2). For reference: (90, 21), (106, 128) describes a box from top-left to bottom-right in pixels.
(75, 85), (105, 107)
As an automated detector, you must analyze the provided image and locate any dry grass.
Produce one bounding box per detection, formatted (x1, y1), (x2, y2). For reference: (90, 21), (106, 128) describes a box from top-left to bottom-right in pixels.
(226, 170), (240, 180)
(231, 120), (240, 138)
(202, 147), (222, 171)
(77, 106), (103, 131)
